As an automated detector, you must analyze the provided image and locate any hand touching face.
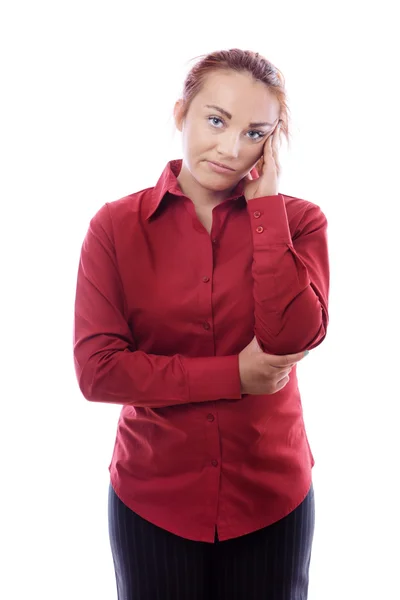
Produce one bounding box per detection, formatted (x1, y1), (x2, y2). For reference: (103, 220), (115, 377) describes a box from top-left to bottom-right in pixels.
(244, 122), (281, 200)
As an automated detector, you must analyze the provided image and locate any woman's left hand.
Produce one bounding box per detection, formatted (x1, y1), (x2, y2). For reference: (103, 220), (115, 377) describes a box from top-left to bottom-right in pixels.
(244, 124), (281, 201)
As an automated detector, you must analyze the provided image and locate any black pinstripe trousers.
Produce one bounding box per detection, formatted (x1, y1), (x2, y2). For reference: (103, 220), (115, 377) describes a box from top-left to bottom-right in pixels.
(108, 481), (315, 600)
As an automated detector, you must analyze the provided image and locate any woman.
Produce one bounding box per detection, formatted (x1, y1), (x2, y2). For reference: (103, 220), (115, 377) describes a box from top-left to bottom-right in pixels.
(73, 48), (330, 599)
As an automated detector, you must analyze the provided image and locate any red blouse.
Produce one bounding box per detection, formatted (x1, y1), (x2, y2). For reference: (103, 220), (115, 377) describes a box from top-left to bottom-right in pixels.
(73, 159), (329, 542)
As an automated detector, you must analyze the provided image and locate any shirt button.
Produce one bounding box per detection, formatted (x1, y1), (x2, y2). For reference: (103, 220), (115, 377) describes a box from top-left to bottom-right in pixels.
(253, 211), (261, 218)
(211, 460), (218, 467)
(203, 322), (211, 330)
(256, 225), (264, 234)
(202, 276), (210, 283)
(207, 414), (215, 422)
(212, 238), (217, 244)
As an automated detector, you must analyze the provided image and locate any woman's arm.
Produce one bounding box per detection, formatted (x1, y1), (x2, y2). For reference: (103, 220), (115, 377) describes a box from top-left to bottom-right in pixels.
(73, 205), (242, 408)
(247, 194), (329, 355)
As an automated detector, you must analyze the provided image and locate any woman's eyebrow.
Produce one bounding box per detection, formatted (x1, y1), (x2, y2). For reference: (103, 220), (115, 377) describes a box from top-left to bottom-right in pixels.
(205, 104), (275, 128)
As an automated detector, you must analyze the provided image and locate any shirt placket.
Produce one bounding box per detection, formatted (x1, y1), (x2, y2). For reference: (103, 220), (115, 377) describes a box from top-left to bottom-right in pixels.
(197, 215), (224, 534)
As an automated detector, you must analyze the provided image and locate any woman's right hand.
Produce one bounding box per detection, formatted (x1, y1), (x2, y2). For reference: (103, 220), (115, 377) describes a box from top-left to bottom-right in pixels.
(238, 336), (308, 395)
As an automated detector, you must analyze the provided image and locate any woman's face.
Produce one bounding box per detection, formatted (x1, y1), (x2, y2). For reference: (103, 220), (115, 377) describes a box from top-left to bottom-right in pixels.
(174, 70), (281, 193)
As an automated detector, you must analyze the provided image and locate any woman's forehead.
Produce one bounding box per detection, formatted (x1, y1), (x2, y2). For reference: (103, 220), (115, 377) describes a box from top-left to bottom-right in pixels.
(193, 71), (280, 121)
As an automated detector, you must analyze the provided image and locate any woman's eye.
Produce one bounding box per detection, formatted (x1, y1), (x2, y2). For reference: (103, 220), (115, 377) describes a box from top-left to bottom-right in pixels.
(208, 116), (224, 128)
(247, 130), (265, 141)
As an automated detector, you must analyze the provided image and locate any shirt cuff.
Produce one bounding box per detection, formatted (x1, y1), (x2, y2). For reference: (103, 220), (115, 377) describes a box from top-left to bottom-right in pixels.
(184, 355), (242, 403)
(247, 194), (292, 245)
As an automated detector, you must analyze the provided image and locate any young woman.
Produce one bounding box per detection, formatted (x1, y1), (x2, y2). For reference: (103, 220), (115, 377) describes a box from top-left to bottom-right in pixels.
(73, 48), (330, 599)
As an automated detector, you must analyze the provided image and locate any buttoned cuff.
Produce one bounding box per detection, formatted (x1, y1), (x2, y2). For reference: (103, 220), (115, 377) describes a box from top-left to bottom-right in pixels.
(247, 194), (292, 245)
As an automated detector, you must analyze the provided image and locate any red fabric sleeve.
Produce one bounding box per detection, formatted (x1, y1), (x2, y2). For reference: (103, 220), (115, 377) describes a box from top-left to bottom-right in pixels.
(247, 194), (329, 355)
(73, 205), (242, 407)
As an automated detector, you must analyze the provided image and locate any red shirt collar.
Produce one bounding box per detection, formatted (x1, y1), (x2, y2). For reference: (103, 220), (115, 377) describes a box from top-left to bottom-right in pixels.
(147, 159), (246, 220)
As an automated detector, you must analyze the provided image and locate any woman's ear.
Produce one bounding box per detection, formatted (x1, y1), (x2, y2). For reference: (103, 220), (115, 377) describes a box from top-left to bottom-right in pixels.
(173, 99), (185, 132)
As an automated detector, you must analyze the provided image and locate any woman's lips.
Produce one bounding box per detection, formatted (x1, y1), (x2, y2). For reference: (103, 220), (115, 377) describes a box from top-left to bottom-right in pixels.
(207, 161), (235, 174)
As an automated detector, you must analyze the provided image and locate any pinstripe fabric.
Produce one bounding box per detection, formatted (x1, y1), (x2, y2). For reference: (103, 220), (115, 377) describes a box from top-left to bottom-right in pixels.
(108, 482), (315, 599)
(213, 483), (315, 599)
(108, 483), (212, 599)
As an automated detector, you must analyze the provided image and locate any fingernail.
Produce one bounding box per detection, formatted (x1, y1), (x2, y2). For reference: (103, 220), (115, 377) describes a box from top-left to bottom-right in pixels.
(304, 350), (309, 356)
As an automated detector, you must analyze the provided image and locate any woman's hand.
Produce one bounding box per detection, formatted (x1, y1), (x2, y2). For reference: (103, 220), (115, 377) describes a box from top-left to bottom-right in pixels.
(238, 336), (308, 396)
(244, 124), (281, 201)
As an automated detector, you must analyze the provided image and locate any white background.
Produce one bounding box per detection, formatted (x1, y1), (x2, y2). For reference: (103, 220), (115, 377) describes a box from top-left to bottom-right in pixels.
(1, 1), (399, 598)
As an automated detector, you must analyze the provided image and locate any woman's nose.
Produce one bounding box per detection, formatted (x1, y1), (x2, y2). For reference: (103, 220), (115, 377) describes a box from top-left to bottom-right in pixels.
(216, 133), (240, 158)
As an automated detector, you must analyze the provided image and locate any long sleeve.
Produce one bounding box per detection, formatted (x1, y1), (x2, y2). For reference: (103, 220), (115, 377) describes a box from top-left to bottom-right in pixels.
(73, 205), (242, 408)
(247, 194), (329, 355)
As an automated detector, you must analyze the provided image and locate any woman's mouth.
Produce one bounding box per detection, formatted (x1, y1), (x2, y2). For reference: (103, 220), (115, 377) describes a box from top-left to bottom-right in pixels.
(207, 161), (236, 174)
